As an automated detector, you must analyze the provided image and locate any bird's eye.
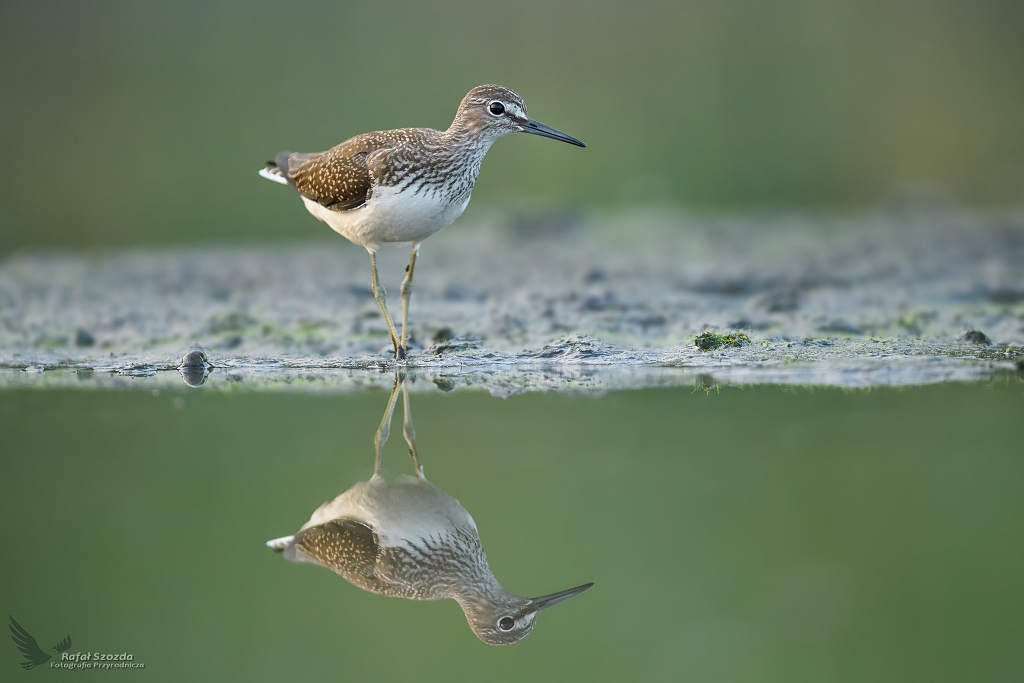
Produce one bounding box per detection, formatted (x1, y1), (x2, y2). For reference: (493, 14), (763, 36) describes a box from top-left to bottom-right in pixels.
(488, 101), (505, 116)
(498, 617), (515, 631)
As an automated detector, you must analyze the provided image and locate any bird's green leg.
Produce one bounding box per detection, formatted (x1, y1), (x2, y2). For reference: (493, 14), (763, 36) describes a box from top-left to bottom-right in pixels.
(399, 244), (419, 358)
(373, 373), (403, 477)
(401, 379), (424, 479)
(369, 251), (402, 360)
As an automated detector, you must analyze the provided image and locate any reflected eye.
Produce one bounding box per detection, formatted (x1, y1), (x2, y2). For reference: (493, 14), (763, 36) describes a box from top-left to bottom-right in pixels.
(498, 617), (514, 631)
(488, 101), (505, 116)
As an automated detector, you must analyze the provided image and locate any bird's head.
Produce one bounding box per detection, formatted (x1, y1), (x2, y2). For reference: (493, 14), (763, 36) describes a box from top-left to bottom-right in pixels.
(459, 581), (593, 646)
(452, 84), (586, 148)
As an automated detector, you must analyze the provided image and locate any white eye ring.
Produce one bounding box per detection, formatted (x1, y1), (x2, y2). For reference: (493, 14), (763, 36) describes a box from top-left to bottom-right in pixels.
(488, 101), (506, 116)
(498, 616), (515, 631)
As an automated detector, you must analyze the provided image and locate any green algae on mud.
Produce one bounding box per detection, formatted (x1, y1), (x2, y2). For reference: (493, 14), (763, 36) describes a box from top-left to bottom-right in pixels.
(694, 331), (752, 351)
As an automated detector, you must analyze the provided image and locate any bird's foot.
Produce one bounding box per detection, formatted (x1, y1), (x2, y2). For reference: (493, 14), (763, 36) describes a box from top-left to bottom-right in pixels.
(394, 345), (408, 361)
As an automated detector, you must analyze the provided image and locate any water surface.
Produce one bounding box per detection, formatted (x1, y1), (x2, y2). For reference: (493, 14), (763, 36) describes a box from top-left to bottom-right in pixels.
(2, 379), (1022, 681)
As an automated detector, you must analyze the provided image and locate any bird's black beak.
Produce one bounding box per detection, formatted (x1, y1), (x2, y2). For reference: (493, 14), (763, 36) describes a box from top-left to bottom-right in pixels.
(520, 119), (586, 147)
(527, 582), (594, 612)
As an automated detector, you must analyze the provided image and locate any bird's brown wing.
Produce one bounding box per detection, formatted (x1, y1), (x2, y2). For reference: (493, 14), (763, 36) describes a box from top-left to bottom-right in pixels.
(286, 149), (373, 211)
(274, 128), (443, 210)
(294, 519), (384, 590)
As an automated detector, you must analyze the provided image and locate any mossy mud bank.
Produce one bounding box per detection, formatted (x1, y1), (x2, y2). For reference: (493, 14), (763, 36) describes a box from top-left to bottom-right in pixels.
(2, 210), (1022, 393)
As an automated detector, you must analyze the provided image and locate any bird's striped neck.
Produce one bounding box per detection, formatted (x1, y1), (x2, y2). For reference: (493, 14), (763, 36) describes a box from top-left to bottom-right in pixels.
(390, 126), (494, 199)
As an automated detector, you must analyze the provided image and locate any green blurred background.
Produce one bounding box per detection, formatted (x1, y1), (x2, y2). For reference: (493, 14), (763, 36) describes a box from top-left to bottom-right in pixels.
(2, 381), (1023, 681)
(2, 0), (1024, 253)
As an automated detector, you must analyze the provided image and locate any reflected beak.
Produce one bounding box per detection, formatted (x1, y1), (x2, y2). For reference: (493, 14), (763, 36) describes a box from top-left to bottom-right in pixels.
(520, 119), (587, 147)
(528, 582), (594, 611)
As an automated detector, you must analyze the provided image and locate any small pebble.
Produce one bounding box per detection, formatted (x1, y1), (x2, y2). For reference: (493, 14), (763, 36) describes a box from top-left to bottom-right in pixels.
(963, 330), (991, 345)
(75, 329), (95, 347)
(178, 349), (211, 387)
(180, 349), (209, 368)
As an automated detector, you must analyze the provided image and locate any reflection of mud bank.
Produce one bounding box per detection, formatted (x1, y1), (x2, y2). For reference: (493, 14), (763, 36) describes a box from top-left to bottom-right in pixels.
(1, 209), (1022, 390)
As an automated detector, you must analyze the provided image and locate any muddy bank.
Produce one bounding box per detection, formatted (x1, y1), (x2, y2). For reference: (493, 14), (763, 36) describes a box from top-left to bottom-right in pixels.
(1, 208), (1022, 392)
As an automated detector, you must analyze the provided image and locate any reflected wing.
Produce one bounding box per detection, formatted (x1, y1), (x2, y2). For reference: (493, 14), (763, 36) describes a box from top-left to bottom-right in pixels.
(52, 634), (72, 653)
(288, 149), (373, 211)
(8, 616), (52, 670)
(294, 519), (382, 587)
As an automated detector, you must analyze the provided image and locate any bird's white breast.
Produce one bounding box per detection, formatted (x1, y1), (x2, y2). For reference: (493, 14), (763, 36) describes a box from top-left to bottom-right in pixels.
(302, 184), (471, 251)
(303, 475), (478, 549)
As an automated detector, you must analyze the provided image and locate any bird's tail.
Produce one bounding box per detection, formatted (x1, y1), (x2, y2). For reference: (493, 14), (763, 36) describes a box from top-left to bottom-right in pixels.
(266, 532), (319, 564)
(258, 150), (310, 186)
(258, 161), (289, 185)
(266, 535), (294, 552)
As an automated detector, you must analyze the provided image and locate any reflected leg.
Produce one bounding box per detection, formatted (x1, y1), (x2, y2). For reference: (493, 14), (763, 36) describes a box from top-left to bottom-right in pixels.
(373, 374), (403, 477)
(399, 243), (419, 358)
(401, 379), (424, 479)
(369, 251), (402, 359)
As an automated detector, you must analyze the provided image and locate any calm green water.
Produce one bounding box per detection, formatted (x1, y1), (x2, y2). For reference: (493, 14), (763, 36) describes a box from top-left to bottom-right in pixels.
(2, 380), (1023, 681)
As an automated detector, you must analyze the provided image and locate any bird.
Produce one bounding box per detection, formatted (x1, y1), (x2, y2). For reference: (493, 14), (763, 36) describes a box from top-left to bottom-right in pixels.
(8, 616), (72, 670)
(258, 84), (585, 360)
(266, 373), (592, 645)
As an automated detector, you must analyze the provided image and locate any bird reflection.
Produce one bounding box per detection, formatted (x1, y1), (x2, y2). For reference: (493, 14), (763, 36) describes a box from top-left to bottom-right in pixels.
(267, 373), (592, 645)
